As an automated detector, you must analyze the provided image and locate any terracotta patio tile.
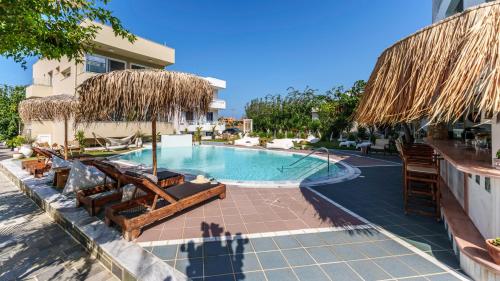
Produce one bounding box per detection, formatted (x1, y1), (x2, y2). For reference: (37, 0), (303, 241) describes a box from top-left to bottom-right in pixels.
(161, 217), (185, 228)
(265, 220), (287, 232)
(245, 222), (270, 233)
(183, 227), (204, 240)
(184, 217), (204, 228)
(284, 219), (309, 230)
(221, 207), (238, 215)
(242, 214), (264, 223)
(204, 216), (225, 225)
(225, 223), (248, 235)
(223, 215), (244, 225)
(137, 229), (162, 242)
(204, 208), (222, 217)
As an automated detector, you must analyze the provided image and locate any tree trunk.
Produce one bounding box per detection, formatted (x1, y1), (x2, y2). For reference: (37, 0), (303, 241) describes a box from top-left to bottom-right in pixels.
(402, 123), (414, 144)
(64, 118), (68, 160)
(152, 118), (157, 176)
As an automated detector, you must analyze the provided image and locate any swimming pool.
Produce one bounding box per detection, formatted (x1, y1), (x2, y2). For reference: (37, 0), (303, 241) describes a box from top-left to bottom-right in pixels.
(116, 145), (359, 187)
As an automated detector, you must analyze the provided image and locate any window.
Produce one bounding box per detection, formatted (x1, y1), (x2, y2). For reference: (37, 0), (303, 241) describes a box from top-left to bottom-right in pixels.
(185, 111), (194, 121)
(48, 71), (53, 86)
(85, 54), (126, 73)
(131, 64), (146, 70)
(61, 67), (71, 79)
(108, 59), (125, 71)
(86, 54), (107, 73)
(206, 112), (214, 122)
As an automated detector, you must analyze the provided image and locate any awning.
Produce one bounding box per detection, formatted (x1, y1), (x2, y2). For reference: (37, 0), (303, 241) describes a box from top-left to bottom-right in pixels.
(355, 1), (500, 125)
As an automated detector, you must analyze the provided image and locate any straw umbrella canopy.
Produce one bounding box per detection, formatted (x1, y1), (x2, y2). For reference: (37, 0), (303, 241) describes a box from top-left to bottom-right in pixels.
(76, 69), (215, 176)
(19, 94), (78, 160)
(355, 1), (500, 125)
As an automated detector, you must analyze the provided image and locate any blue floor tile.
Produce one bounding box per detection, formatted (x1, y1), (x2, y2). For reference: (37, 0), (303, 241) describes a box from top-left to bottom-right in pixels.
(232, 253), (262, 273)
(281, 248), (315, 266)
(250, 237), (278, 252)
(175, 258), (203, 278)
(256, 251), (288, 270)
(398, 254), (445, 275)
(205, 274), (235, 281)
(234, 271), (266, 281)
(293, 233), (326, 247)
(320, 262), (363, 281)
(348, 260), (392, 281)
(204, 241), (230, 257)
(305, 247), (339, 263)
(204, 255), (234, 276)
(264, 268), (298, 281)
(272, 236), (301, 249)
(373, 256), (419, 278)
(152, 245), (178, 260)
(293, 265), (330, 281)
(330, 244), (367, 261)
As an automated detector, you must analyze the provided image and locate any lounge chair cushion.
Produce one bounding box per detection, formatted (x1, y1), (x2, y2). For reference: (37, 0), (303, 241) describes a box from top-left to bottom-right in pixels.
(165, 182), (219, 201)
(121, 183), (147, 202)
(88, 189), (119, 200)
(124, 168), (180, 184)
(63, 160), (115, 194)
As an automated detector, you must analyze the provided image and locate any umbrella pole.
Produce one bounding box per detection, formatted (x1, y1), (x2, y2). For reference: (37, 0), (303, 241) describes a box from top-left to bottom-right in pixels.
(152, 118), (157, 176)
(64, 117), (68, 160)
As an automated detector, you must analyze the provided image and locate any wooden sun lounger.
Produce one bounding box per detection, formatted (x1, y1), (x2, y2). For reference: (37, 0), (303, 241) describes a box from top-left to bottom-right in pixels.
(104, 176), (226, 241)
(77, 160), (184, 216)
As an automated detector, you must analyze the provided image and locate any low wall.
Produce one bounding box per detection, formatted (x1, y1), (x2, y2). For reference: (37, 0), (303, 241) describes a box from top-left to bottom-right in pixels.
(0, 159), (185, 281)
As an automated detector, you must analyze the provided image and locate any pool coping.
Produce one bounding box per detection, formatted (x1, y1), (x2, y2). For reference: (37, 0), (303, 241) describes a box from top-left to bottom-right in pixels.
(110, 144), (361, 188)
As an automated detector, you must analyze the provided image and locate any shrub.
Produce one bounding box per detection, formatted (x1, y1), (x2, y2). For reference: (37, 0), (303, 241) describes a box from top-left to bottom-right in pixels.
(347, 133), (356, 141)
(6, 135), (24, 149)
(497, 149), (500, 159)
(74, 130), (86, 152)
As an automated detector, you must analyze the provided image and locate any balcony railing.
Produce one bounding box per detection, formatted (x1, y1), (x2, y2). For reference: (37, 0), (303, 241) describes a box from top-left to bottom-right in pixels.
(210, 99), (226, 109)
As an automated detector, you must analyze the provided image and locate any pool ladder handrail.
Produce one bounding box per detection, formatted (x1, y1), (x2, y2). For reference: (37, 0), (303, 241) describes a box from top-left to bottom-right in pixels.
(278, 147), (330, 173)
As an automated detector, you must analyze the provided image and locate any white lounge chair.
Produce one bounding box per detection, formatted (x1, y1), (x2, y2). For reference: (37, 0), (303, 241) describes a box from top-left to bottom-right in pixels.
(306, 135), (320, 144)
(234, 135), (260, 147)
(266, 138), (294, 150)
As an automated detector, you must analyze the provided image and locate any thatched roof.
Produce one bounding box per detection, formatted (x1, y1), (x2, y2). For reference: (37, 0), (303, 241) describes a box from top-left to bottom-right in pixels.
(19, 94), (78, 122)
(76, 69), (215, 123)
(356, 1), (500, 125)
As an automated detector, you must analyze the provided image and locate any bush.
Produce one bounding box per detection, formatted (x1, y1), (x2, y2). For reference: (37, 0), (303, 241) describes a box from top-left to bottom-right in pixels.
(6, 135), (24, 149)
(347, 133), (356, 141)
(74, 130), (86, 152)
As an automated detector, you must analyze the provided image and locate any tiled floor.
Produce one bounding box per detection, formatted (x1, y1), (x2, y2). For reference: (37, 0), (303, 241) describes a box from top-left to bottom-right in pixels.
(313, 166), (463, 272)
(136, 187), (364, 242)
(144, 228), (463, 281)
(0, 170), (116, 281)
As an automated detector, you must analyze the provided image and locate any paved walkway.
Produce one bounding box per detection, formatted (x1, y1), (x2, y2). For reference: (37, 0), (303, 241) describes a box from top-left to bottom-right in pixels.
(0, 172), (116, 281)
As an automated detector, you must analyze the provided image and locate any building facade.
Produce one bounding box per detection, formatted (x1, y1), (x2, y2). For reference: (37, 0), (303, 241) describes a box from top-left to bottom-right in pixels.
(25, 22), (226, 145)
(432, 0), (495, 22)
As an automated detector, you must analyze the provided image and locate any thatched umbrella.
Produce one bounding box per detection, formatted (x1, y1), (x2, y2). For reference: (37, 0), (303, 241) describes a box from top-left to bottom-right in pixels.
(19, 94), (78, 160)
(355, 1), (500, 125)
(76, 69), (214, 176)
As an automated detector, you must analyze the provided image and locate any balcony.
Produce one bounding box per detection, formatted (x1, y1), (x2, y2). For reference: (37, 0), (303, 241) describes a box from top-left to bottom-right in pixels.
(26, 77), (53, 98)
(179, 121), (226, 133)
(210, 99), (226, 110)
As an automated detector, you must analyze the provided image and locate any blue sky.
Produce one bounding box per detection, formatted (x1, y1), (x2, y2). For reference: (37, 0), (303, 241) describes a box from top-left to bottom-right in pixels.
(0, 0), (430, 117)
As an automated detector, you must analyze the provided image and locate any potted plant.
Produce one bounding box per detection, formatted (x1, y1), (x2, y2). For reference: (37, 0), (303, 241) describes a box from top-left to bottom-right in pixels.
(19, 135), (35, 157)
(494, 149), (500, 170)
(486, 238), (500, 264)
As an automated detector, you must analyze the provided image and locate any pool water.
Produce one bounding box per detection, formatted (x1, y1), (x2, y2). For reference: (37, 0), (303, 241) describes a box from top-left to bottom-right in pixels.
(117, 145), (351, 185)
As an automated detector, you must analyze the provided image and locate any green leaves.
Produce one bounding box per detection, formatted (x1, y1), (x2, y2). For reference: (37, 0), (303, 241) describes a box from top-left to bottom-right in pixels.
(0, 85), (26, 141)
(0, 0), (135, 68)
(244, 81), (366, 139)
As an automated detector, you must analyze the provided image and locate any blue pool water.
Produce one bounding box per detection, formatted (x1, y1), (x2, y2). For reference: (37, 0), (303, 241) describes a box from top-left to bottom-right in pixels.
(117, 145), (349, 184)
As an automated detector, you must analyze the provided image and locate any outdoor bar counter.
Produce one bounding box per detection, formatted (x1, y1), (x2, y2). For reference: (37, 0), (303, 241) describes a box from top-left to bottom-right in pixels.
(425, 139), (500, 278)
(426, 139), (500, 178)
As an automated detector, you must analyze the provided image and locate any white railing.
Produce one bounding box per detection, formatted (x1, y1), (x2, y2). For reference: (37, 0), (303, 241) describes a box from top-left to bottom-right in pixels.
(210, 99), (226, 109)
